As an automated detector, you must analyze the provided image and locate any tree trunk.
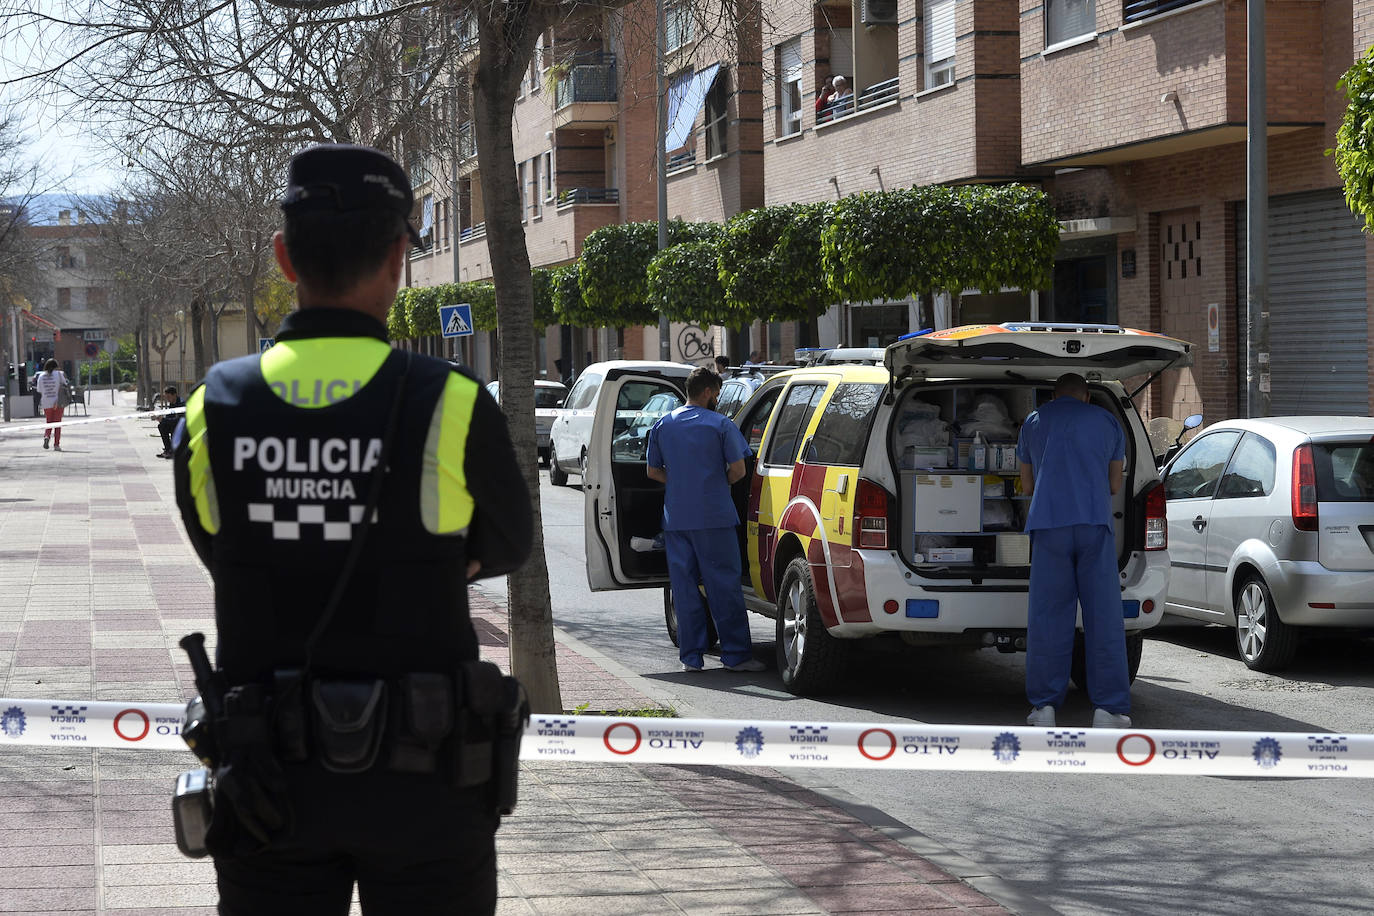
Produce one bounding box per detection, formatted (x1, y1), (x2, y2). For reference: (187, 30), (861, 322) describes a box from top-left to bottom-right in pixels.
(474, 4), (561, 714)
(243, 268), (261, 354)
(209, 309), (221, 364)
(190, 296), (208, 381)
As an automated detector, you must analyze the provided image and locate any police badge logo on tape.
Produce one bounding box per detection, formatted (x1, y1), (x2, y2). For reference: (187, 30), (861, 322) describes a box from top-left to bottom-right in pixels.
(991, 732), (1020, 764)
(1252, 737), (1282, 769)
(1, 706), (26, 739)
(735, 726), (765, 759)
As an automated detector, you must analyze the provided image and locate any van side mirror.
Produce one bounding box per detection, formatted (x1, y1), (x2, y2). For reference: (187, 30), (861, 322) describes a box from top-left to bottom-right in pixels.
(556, 398), (566, 408)
(1183, 414), (1203, 430)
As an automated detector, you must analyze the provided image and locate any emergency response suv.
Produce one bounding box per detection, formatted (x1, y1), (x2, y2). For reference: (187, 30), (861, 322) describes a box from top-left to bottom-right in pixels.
(584, 324), (1194, 695)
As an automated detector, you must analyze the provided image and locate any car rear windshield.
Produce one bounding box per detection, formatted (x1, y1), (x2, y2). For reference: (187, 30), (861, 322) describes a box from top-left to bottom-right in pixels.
(535, 388), (565, 409)
(805, 383), (883, 466)
(1314, 440), (1374, 502)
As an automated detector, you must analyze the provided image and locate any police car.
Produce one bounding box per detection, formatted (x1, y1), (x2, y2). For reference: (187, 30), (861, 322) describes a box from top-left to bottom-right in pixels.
(584, 323), (1194, 695)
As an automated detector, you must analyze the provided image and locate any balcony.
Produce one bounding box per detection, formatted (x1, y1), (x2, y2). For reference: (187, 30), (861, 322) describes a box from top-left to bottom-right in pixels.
(816, 77), (900, 127)
(553, 53), (618, 128)
(556, 187), (619, 207)
(460, 221), (487, 241)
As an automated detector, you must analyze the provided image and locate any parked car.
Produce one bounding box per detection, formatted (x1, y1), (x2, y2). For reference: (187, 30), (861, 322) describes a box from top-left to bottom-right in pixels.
(485, 379), (569, 466)
(1160, 416), (1374, 671)
(716, 365), (792, 418)
(583, 322), (1194, 695)
(547, 360), (693, 487)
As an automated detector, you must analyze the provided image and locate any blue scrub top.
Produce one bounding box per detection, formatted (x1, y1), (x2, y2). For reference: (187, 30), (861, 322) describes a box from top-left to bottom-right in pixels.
(646, 405), (750, 531)
(1015, 396), (1125, 531)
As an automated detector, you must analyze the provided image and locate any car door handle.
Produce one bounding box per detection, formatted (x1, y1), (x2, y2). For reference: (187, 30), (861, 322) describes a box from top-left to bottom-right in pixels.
(1192, 515), (1207, 532)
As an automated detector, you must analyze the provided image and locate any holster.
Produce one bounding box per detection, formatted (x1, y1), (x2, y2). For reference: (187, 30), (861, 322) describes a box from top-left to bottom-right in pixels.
(310, 679), (389, 774)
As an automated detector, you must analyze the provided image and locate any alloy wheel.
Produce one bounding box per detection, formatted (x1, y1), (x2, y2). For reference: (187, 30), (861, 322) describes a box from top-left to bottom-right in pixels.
(782, 578), (807, 673)
(1236, 581), (1268, 663)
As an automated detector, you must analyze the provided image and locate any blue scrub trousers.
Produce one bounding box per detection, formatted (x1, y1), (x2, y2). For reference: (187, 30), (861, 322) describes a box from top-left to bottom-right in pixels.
(1026, 524), (1131, 715)
(665, 528), (753, 667)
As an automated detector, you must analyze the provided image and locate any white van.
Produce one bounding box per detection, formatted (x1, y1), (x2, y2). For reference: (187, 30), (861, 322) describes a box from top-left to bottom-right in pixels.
(583, 324), (1194, 695)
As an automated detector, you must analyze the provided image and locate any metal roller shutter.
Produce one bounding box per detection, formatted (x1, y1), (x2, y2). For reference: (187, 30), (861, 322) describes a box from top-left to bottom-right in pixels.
(1235, 189), (1369, 415)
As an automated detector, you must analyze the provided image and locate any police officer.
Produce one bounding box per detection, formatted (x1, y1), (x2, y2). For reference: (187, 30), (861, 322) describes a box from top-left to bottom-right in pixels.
(1016, 372), (1130, 730)
(172, 144), (532, 914)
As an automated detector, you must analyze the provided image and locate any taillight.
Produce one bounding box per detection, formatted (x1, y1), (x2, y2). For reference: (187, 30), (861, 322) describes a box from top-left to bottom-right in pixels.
(854, 478), (890, 549)
(1142, 481), (1166, 550)
(1292, 444), (1318, 531)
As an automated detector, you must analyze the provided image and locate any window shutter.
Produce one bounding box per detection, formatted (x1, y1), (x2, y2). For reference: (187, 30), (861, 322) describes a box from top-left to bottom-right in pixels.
(1047, 0), (1095, 45)
(829, 29), (853, 79)
(925, 0), (956, 64)
(781, 38), (802, 83)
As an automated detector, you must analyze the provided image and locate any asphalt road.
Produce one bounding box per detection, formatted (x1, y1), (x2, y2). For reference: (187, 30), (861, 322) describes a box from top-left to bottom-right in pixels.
(532, 476), (1374, 916)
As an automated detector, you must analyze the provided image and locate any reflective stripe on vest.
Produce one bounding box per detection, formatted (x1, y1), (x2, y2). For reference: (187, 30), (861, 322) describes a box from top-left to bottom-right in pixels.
(183, 387), (221, 535)
(260, 337), (390, 407)
(421, 372), (478, 535)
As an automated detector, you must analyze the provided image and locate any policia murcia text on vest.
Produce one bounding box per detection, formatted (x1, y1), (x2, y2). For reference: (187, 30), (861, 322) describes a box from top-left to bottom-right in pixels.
(169, 144), (533, 916)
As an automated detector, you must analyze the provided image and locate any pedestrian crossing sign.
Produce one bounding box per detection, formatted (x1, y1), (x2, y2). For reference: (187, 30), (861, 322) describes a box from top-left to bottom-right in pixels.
(440, 303), (474, 339)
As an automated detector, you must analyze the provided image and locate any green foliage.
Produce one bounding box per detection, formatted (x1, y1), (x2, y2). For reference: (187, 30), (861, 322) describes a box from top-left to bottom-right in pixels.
(820, 184), (1059, 302)
(1333, 45), (1374, 231)
(647, 239), (745, 327)
(459, 281), (499, 331)
(387, 290), (413, 340)
(551, 265), (588, 325)
(530, 267), (557, 327)
(578, 219), (719, 327)
(404, 285), (441, 337)
(718, 202), (834, 323)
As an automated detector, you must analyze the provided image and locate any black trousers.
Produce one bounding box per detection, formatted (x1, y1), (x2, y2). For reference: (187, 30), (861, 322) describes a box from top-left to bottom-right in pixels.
(214, 769), (498, 916)
(159, 417), (178, 451)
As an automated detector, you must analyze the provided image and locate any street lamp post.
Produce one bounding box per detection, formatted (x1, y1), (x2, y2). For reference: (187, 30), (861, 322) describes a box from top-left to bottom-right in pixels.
(176, 309), (186, 391)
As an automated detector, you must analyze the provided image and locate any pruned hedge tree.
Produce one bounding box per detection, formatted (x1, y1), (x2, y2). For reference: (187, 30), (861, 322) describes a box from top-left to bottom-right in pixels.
(1334, 44), (1374, 230)
(576, 219), (719, 327)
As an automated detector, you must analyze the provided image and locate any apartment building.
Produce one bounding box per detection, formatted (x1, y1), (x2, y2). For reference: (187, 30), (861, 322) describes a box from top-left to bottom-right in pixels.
(21, 201), (115, 377)
(759, 0), (1373, 418)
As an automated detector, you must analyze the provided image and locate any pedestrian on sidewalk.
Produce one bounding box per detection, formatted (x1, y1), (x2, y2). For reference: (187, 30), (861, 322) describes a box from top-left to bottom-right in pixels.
(646, 366), (765, 673)
(1016, 372), (1131, 729)
(171, 144), (532, 915)
(35, 359), (69, 451)
(156, 386), (183, 458)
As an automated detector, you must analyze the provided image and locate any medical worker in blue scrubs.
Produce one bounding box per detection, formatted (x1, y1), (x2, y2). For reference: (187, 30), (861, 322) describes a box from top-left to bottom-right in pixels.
(1016, 373), (1132, 728)
(646, 367), (766, 673)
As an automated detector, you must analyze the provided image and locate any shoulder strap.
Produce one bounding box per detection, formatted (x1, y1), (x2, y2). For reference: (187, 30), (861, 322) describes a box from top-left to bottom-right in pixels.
(301, 349), (412, 671)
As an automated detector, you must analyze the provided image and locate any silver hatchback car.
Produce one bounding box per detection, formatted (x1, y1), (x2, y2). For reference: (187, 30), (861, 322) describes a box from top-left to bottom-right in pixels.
(1161, 417), (1374, 671)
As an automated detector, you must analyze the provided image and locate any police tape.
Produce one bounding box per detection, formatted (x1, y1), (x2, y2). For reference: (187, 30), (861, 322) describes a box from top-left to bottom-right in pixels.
(2, 697), (1370, 778)
(0, 407), (185, 436)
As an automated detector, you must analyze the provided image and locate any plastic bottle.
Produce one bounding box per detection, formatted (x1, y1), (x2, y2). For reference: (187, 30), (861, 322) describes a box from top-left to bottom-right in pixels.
(971, 432), (987, 471)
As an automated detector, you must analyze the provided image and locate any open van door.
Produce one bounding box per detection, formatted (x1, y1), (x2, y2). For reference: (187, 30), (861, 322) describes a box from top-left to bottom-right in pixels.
(585, 371), (688, 590)
(885, 323), (1193, 385)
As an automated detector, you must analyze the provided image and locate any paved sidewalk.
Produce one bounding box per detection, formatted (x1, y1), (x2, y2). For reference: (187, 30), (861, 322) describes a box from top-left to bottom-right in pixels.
(0, 393), (1014, 915)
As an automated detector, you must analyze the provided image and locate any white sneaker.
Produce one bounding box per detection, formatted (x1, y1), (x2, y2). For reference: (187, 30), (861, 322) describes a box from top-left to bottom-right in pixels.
(1092, 708), (1132, 729)
(681, 662), (703, 673)
(630, 537), (661, 552)
(725, 658), (766, 672)
(1026, 706), (1056, 727)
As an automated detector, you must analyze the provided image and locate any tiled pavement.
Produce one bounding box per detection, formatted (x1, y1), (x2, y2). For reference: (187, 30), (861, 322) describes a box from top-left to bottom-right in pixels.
(0, 393), (1018, 915)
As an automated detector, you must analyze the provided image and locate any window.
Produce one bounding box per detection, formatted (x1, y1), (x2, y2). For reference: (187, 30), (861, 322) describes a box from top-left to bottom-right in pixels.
(566, 372), (603, 410)
(924, 0), (956, 89)
(530, 35), (543, 93)
(86, 287), (107, 307)
(1314, 441), (1374, 502)
(529, 158), (540, 218)
(665, 3), (694, 52)
(612, 386), (683, 463)
(740, 386), (784, 452)
(1164, 431), (1241, 501)
(57, 288), (70, 307)
(806, 384), (883, 466)
(1217, 434), (1276, 499)
(1046, 0), (1095, 46)
(704, 73), (728, 159)
(765, 383), (826, 467)
(542, 151), (554, 200)
(517, 162), (527, 222)
(779, 38), (803, 137)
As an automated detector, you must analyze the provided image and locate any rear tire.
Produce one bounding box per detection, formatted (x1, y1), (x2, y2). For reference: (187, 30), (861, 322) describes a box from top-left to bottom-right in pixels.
(775, 557), (847, 695)
(1069, 631), (1144, 692)
(548, 445), (569, 487)
(1234, 573), (1298, 672)
(663, 587), (718, 650)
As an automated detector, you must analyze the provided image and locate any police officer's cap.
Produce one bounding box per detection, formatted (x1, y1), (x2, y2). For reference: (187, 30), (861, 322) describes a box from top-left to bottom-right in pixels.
(281, 144), (424, 248)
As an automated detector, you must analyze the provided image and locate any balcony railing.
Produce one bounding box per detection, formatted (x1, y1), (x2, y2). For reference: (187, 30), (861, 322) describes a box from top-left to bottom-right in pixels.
(817, 76), (900, 125)
(666, 150), (697, 172)
(554, 53), (618, 108)
(557, 187), (619, 206)
(460, 221), (486, 241)
(1123, 0), (1208, 23)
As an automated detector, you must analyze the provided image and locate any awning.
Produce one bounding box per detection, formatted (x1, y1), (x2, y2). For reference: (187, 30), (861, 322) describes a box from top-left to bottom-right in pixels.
(664, 63), (720, 152)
